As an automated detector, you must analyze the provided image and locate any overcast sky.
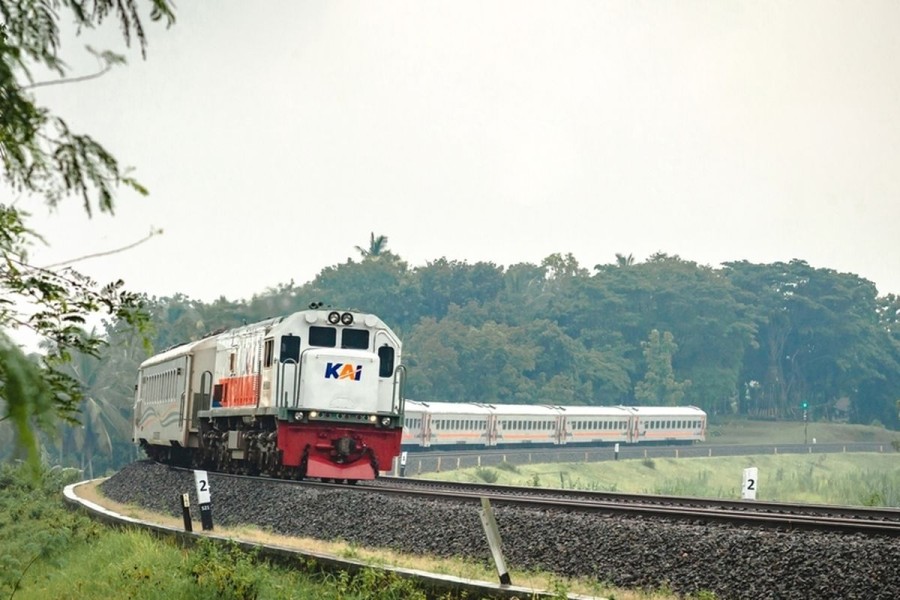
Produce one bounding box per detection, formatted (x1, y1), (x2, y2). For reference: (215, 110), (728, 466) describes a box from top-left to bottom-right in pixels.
(22, 1), (900, 302)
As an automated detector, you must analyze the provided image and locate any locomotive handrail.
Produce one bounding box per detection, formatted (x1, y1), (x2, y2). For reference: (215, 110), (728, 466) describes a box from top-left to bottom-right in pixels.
(276, 358), (298, 408)
(393, 364), (407, 415)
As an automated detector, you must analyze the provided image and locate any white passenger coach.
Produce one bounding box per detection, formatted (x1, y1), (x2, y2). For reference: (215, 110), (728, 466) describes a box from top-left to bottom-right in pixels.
(402, 400), (706, 449)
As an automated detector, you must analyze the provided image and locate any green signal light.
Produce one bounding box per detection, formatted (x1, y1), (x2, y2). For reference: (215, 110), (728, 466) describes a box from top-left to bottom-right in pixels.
(801, 401), (809, 409)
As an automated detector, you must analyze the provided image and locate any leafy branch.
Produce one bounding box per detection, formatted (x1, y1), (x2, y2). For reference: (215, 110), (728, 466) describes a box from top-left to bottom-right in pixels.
(1, 1), (176, 472)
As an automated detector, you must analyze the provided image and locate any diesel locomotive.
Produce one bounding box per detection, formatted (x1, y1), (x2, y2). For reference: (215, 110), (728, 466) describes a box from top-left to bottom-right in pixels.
(133, 307), (406, 482)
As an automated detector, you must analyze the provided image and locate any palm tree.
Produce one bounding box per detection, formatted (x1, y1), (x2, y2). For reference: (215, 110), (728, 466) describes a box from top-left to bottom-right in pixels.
(615, 253), (635, 267)
(354, 232), (389, 259)
(42, 339), (137, 474)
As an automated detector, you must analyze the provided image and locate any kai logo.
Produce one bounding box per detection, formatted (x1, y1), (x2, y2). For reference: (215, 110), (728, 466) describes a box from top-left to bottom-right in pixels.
(324, 362), (363, 381)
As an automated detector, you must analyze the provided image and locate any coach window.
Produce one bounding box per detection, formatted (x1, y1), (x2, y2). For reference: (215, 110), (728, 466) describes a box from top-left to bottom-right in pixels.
(280, 335), (301, 363)
(309, 326), (337, 347)
(378, 346), (395, 377)
(342, 328), (369, 350)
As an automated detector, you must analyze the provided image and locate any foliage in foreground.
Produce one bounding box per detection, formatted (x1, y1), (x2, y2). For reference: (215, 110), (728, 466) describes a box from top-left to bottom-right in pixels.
(0, 462), (458, 600)
(0, 461), (715, 599)
(2, 0), (176, 470)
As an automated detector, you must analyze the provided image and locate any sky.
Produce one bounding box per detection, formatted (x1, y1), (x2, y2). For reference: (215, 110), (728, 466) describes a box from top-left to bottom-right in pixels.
(18, 1), (900, 302)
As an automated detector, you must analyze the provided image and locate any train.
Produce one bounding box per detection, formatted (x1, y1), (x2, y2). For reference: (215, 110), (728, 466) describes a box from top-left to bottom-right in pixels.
(133, 305), (707, 480)
(401, 400), (707, 449)
(133, 307), (406, 482)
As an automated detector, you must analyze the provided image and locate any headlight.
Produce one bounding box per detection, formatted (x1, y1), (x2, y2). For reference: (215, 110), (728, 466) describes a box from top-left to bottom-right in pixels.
(327, 311), (341, 324)
(309, 411), (318, 419)
(341, 312), (354, 325)
(368, 415), (377, 423)
(381, 417), (391, 426)
(295, 412), (304, 421)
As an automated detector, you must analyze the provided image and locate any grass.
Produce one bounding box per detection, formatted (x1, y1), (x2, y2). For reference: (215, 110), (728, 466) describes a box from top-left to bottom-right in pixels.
(78, 482), (694, 599)
(2, 466), (713, 600)
(0, 465), (434, 600)
(705, 417), (898, 445)
(425, 453), (900, 507)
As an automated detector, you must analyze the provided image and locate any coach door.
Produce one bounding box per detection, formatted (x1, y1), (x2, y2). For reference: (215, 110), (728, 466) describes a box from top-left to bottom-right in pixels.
(421, 412), (433, 448)
(555, 415), (567, 445)
(189, 343), (216, 430)
(487, 414), (498, 446)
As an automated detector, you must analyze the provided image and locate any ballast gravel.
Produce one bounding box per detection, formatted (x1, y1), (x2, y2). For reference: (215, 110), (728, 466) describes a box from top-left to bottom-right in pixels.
(100, 461), (900, 600)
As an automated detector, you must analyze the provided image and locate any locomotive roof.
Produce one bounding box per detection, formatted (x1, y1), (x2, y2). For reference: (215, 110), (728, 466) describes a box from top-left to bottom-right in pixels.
(139, 308), (398, 369)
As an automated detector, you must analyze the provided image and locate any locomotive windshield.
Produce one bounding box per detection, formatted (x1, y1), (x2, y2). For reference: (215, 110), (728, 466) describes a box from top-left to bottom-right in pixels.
(308, 325), (370, 350)
(341, 329), (369, 349)
(308, 326), (337, 347)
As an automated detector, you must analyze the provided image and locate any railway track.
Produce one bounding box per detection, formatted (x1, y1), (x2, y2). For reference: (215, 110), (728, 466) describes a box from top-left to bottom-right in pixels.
(369, 476), (900, 536)
(102, 461), (900, 599)
(185, 467), (900, 537)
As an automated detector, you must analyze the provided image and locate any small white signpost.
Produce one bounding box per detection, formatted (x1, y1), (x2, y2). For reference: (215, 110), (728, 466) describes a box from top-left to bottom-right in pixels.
(741, 467), (758, 500)
(194, 470), (214, 530)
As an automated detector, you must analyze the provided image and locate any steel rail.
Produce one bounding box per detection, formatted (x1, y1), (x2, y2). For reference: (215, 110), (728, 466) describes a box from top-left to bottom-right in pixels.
(177, 465), (900, 537)
(376, 475), (900, 523)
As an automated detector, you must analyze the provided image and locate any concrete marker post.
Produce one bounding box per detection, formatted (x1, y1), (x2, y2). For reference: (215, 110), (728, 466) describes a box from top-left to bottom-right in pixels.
(194, 470), (214, 531)
(180, 493), (193, 532)
(741, 467), (758, 500)
(479, 498), (511, 586)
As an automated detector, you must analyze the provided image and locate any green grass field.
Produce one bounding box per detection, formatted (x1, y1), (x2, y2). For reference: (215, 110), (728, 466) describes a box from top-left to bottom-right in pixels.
(424, 453), (900, 507)
(705, 417), (899, 445)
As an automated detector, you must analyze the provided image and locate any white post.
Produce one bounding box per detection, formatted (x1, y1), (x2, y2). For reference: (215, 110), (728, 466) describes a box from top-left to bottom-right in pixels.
(741, 467), (758, 500)
(193, 470), (214, 530)
(480, 498), (511, 585)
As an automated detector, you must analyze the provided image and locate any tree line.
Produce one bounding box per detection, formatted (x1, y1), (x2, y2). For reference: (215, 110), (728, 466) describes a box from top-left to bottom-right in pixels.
(20, 236), (898, 474)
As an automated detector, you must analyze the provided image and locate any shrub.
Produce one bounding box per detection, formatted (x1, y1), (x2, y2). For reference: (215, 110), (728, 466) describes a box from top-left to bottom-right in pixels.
(475, 468), (499, 483)
(496, 460), (519, 473)
(182, 540), (263, 600)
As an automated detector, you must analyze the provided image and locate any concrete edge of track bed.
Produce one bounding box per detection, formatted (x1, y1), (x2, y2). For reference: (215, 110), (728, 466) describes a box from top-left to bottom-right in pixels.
(63, 479), (599, 600)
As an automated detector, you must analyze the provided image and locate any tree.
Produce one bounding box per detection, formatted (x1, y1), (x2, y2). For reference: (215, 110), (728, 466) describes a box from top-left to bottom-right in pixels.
(613, 252), (635, 267)
(634, 329), (691, 405)
(354, 232), (390, 259)
(1, 1), (175, 469)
